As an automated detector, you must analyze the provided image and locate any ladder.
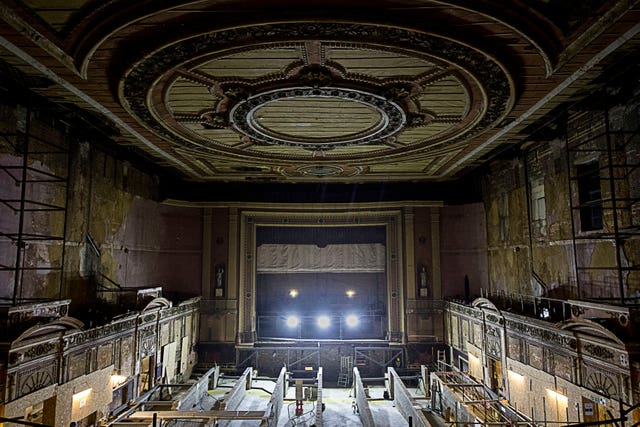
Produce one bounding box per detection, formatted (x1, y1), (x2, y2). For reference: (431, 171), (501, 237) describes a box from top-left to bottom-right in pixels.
(337, 372), (350, 387)
(437, 350), (447, 371)
(338, 355), (353, 387)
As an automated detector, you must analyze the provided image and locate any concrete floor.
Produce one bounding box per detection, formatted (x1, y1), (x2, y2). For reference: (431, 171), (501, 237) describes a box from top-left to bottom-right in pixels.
(224, 390), (272, 426)
(279, 387), (368, 426)
(280, 386), (410, 426)
(278, 400), (318, 426)
(369, 399), (407, 426)
(365, 386), (408, 426)
(209, 378), (274, 426)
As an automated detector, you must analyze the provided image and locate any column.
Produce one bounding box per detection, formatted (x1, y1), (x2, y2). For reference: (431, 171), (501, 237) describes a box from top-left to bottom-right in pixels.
(404, 208), (417, 298)
(201, 208), (213, 299)
(431, 208), (442, 299)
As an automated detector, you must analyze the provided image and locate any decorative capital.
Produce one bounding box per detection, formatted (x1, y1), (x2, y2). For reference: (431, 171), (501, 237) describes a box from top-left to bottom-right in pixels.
(298, 66), (334, 87)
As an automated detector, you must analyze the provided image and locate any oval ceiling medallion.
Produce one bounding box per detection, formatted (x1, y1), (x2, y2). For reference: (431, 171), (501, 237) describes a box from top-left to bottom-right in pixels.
(299, 165), (342, 176)
(276, 164), (368, 178)
(230, 87), (405, 148)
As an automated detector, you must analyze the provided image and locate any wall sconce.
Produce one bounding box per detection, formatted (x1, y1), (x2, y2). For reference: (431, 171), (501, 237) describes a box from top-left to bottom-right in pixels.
(546, 388), (568, 404)
(110, 374), (127, 388)
(508, 369), (524, 382)
(72, 388), (92, 408)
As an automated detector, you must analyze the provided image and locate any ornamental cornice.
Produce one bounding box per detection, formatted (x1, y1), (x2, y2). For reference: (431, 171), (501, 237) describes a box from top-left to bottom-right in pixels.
(8, 299), (71, 326)
(485, 313), (502, 325)
(504, 318), (575, 348)
(138, 311), (159, 325)
(63, 317), (137, 350)
(582, 342), (615, 361)
(9, 341), (59, 367)
(160, 303), (193, 320)
(446, 302), (483, 320)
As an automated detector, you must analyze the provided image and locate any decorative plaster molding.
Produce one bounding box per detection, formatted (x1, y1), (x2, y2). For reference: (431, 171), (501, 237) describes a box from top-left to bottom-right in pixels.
(120, 22), (513, 165)
(8, 299), (71, 326)
(505, 318), (575, 348)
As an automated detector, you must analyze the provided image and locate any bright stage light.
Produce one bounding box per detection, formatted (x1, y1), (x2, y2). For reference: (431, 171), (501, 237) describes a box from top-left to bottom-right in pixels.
(286, 315), (300, 328)
(317, 315), (331, 328)
(346, 289), (356, 298)
(289, 289), (299, 298)
(345, 314), (359, 328)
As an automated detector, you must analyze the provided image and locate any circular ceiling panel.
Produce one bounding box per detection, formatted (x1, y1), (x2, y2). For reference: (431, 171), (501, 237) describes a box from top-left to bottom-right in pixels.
(120, 22), (515, 164)
(230, 87), (405, 148)
(251, 96), (382, 140)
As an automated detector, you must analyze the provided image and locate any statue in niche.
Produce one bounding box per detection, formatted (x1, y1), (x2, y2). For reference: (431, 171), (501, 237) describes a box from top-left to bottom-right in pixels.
(419, 265), (429, 297)
(215, 265), (224, 297)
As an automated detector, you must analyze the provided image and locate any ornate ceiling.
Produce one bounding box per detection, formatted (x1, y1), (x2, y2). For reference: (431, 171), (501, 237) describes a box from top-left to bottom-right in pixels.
(1, 0), (639, 182)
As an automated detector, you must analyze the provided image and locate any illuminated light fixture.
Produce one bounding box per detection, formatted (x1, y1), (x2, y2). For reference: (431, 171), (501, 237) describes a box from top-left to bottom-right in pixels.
(345, 314), (359, 328)
(346, 289), (356, 298)
(546, 388), (568, 403)
(110, 374), (127, 388)
(286, 315), (300, 328)
(317, 315), (331, 328)
(508, 369), (524, 381)
(289, 289), (299, 298)
(72, 388), (92, 408)
(72, 389), (92, 400)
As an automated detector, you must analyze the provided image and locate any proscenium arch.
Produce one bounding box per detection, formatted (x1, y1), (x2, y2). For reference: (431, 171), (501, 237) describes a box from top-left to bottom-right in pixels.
(236, 208), (406, 345)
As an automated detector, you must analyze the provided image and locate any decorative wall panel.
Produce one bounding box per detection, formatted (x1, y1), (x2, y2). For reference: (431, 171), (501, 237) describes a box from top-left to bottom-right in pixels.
(97, 343), (114, 370)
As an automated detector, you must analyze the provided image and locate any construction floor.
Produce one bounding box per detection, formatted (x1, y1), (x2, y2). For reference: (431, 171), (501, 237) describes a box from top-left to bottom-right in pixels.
(208, 377), (438, 426)
(278, 386), (413, 427)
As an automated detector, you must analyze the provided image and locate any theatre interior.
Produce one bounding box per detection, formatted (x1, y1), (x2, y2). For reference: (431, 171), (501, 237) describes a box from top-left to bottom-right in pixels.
(1, 1), (640, 426)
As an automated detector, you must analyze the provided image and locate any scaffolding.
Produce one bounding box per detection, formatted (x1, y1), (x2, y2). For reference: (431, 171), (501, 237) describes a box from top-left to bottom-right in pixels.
(565, 108), (640, 304)
(0, 106), (70, 305)
(236, 346), (321, 378)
